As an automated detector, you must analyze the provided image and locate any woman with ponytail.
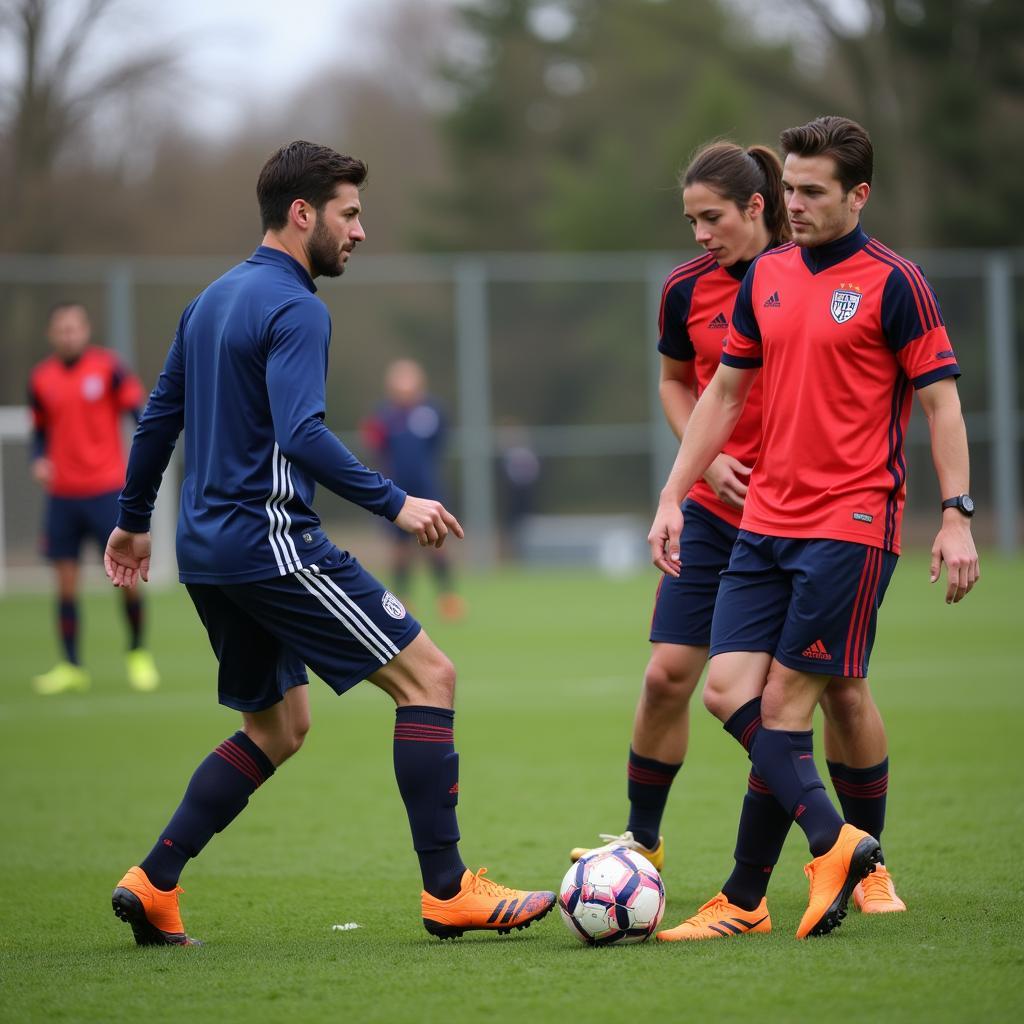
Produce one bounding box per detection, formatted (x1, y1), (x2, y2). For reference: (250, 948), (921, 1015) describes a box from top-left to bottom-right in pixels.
(570, 141), (904, 938)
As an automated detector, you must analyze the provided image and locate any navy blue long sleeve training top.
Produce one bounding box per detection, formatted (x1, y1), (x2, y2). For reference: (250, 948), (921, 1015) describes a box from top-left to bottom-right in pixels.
(117, 246), (406, 584)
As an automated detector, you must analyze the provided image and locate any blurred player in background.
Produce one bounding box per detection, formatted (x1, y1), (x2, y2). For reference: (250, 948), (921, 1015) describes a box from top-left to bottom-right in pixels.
(361, 359), (465, 620)
(571, 140), (904, 924)
(649, 116), (978, 940)
(28, 302), (160, 695)
(104, 140), (554, 947)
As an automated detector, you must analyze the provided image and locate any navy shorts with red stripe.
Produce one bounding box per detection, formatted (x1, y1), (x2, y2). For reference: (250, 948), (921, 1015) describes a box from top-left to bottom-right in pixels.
(649, 498), (738, 646)
(44, 489), (121, 560)
(186, 545), (421, 712)
(709, 530), (898, 678)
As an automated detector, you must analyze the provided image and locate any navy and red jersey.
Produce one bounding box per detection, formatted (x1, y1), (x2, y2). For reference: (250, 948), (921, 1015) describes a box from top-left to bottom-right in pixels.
(722, 225), (960, 554)
(361, 399), (446, 500)
(658, 252), (764, 528)
(29, 346), (145, 498)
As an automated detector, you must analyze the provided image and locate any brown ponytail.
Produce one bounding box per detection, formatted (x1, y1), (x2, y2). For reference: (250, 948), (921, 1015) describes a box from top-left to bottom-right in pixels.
(681, 140), (791, 247)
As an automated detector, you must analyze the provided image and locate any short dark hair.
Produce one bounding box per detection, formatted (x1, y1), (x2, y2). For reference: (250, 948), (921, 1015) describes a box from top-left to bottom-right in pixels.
(779, 116), (873, 192)
(256, 141), (368, 231)
(47, 301), (88, 323)
(682, 141), (791, 246)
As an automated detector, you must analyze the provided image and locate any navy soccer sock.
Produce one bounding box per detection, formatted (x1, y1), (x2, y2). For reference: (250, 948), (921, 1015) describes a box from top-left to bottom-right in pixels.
(828, 757), (889, 861)
(58, 599), (79, 665)
(123, 594), (144, 650)
(749, 727), (844, 858)
(720, 699), (793, 910)
(393, 706), (467, 900)
(140, 731), (275, 890)
(625, 748), (681, 850)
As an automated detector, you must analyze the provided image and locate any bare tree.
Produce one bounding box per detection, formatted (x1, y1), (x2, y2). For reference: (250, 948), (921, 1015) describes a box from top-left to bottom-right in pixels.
(0, 0), (181, 250)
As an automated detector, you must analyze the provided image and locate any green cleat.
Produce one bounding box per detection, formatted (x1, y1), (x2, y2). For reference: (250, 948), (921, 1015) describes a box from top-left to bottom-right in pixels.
(32, 661), (90, 695)
(126, 649), (161, 692)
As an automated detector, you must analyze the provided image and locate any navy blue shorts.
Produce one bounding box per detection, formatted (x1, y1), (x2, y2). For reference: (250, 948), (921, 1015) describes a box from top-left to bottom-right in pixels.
(650, 498), (739, 646)
(186, 546), (422, 712)
(44, 489), (120, 560)
(710, 531), (898, 678)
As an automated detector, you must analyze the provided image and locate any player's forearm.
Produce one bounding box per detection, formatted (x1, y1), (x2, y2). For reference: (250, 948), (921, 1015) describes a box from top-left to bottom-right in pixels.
(660, 387), (744, 505)
(924, 393), (971, 504)
(659, 378), (698, 441)
(281, 417), (406, 520)
(117, 405), (182, 531)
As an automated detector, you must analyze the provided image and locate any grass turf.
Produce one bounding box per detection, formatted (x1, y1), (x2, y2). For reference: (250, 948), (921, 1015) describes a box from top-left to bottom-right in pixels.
(1, 553), (1022, 1023)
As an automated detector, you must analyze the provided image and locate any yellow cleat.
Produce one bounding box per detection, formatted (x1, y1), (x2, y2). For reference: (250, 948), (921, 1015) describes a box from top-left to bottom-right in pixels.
(569, 831), (665, 872)
(796, 823), (881, 939)
(657, 892), (771, 941)
(112, 866), (201, 946)
(32, 661), (90, 695)
(853, 864), (906, 913)
(126, 649), (160, 692)
(420, 867), (555, 939)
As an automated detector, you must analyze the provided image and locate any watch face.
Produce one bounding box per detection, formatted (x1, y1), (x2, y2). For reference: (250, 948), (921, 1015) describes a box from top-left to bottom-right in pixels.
(961, 495), (975, 514)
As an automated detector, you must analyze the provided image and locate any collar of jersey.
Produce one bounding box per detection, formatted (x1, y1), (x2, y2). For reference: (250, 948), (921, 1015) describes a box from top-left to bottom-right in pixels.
(247, 245), (317, 293)
(799, 224), (869, 275)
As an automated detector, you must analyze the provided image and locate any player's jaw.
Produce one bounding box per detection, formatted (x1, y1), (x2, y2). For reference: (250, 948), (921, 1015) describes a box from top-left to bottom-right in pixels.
(307, 220), (357, 279)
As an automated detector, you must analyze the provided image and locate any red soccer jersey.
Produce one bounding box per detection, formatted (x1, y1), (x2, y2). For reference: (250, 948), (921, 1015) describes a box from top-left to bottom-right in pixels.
(29, 346), (145, 498)
(722, 226), (960, 554)
(658, 252), (764, 528)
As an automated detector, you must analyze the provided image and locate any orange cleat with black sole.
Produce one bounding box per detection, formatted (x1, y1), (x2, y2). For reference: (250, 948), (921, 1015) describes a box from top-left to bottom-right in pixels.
(111, 866), (201, 946)
(796, 824), (881, 939)
(421, 867), (555, 939)
(853, 864), (907, 913)
(657, 892), (771, 942)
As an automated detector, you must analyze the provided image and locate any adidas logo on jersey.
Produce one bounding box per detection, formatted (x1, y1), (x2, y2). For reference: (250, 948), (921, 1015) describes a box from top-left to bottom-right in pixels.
(707, 312), (728, 329)
(763, 291), (781, 308)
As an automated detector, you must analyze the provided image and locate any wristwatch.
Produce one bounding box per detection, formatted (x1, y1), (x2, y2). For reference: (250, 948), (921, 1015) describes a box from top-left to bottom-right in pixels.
(941, 494), (975, 518)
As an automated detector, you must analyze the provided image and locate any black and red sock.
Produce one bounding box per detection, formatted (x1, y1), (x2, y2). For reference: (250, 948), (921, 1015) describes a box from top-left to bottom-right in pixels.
(58, 599), (78, 665)
(626, 748), (681, 850)
(828, 757), (888, 859)
(124, 595), (144, 650)
(140, 731), (275, 890)
(393, 706), (467, 900)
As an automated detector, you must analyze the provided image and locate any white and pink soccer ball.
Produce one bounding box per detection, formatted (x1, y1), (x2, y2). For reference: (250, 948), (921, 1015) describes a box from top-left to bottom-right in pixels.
(558, 847), (665, 945)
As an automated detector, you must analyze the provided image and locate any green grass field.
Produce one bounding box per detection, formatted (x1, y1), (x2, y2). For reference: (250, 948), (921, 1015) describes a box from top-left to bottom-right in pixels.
(1, 554), (1022, 1023)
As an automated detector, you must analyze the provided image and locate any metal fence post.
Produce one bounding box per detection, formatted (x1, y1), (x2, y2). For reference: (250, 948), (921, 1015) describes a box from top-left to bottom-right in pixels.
(985, 253), (1020, 554)
(454, 258), (497, 567)
(646, 258), (677, 506)
(106, 261), (136, 364)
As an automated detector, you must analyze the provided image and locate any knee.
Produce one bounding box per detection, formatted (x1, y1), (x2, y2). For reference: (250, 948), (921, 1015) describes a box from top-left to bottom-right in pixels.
(642, 654), (699, 711)
(701, 668), (734, 722)
(820, 681), (870, 729)
(411, 649), (456, 708)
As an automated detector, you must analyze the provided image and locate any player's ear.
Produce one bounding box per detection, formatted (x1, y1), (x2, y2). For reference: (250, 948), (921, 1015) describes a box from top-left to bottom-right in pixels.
(849, 182), (870, 213)
(747, 193), (765, 220)
(289, 198), (314, 230)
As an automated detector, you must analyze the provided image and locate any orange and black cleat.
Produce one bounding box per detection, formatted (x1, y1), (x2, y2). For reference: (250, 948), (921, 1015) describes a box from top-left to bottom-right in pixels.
(657, 892), (771, 942)
(421, 867), (555, 939)
(853, 864), (907, 913)
(111, 866), (201, 946)
(796, 824), (881, 938)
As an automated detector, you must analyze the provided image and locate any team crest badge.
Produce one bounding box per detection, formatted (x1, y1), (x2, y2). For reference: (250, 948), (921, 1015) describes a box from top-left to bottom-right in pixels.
(381, 591), (406, 619)
(830, 284), (862, 324)
(81, 374), (104, 401)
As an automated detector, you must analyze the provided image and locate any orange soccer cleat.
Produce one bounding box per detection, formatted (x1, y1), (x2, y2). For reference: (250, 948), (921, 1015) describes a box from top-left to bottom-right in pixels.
(111, 866), (201, 946)
(657, 892), (771, 941)
(796, 824), (881, 939)
(853, 864), (907, 913)
(420, 867), (555, 939)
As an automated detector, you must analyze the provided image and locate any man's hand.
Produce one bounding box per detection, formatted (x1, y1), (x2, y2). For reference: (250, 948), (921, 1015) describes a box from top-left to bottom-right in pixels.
(394, 496), (464, 548)
(702, 454), (751, 509)
(31, 457), (53, 487)
(648, 499), (684, 577)
(104, 527), (151, 588)
(929, 514), (980, 604)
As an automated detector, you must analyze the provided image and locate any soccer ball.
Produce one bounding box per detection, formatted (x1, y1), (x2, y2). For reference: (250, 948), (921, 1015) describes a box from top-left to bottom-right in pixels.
(558, 847), (665, 945)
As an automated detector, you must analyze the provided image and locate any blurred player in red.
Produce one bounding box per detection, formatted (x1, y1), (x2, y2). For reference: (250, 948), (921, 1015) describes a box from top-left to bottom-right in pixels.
(361, 359), (465, 621)
(28, 302), (160, 694)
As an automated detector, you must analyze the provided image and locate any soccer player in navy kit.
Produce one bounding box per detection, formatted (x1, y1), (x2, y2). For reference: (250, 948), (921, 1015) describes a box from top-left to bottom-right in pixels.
(104, 141), (554, 945)
(361, 359), (465, 620)
(649, 117), (978, 939)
